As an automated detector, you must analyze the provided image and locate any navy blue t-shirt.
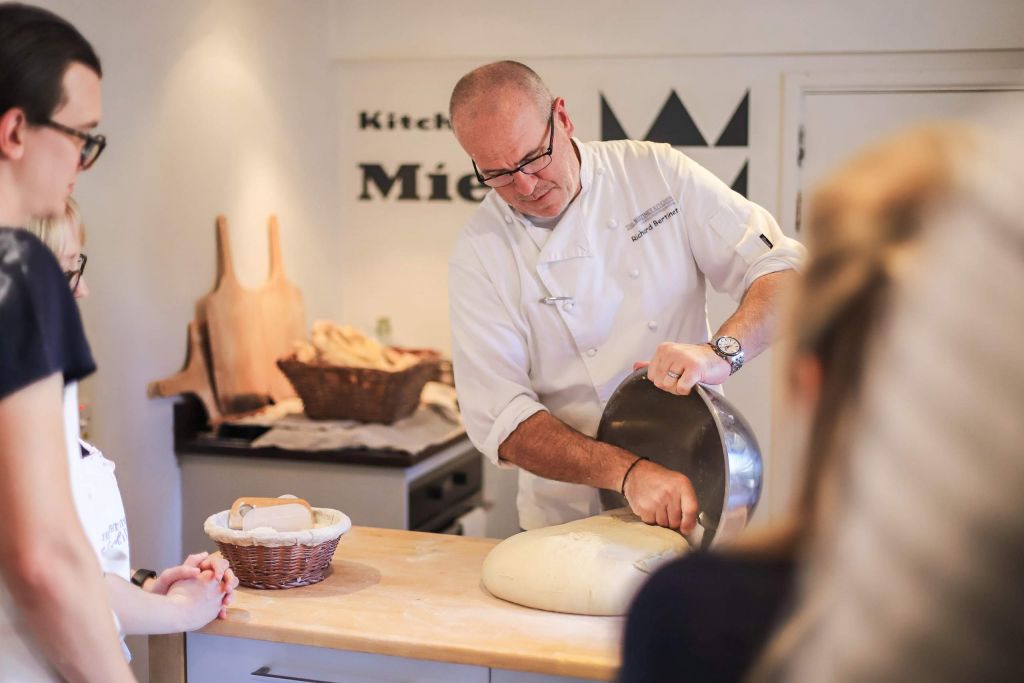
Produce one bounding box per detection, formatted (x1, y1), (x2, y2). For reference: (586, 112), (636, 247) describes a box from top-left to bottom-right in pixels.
(0, 227), (95, 399)
(618, 552), (795, 683)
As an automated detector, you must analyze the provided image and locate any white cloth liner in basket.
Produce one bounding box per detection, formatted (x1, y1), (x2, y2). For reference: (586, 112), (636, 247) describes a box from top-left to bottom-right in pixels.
(204, 507), (351, 548)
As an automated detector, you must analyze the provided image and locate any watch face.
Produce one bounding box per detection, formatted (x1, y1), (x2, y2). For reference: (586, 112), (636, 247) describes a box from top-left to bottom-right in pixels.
(717, 337), (741, 355)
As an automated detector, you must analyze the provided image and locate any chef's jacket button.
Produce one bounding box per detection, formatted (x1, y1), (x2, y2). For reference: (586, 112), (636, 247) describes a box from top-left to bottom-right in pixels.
(586, 348), (597, 357)
(629, 268), (640, 279)
(504, 215), (513, 224)
(648, 320), (658, 331)
(596, 167), (604, 175)
(563, 301), (575, 312)
(607, 218), (618, 229)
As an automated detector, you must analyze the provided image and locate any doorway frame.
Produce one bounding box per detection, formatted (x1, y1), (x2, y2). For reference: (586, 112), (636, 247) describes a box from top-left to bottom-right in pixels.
(768, 67), (1024, 522)
(777, 67), (1024, 237)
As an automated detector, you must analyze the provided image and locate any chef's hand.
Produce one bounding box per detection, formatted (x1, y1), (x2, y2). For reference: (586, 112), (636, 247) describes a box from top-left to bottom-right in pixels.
(635, 341), (730, 395)
(622, 458), (699, 534)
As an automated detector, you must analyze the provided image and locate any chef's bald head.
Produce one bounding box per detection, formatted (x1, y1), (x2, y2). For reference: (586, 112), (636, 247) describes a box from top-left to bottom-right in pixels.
(449, 61), (552, 135)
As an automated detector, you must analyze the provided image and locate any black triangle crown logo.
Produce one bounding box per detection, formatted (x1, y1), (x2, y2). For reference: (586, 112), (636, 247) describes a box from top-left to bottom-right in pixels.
(600, 94), (629, 141)
(600, 90), (708, 146)
(715, 90), (749, 147)
(730, 161), (748, 197)
(601, 90), (749, 148)
(645, 90), (707, 146)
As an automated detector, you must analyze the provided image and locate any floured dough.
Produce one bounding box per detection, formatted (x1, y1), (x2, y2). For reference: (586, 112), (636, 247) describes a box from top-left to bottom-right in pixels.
(481, 508), (689, 616)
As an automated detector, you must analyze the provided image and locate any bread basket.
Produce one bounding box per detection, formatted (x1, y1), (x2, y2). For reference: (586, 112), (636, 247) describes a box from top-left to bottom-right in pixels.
(204, 507), (351, 589)
(277, 349), (441, 423)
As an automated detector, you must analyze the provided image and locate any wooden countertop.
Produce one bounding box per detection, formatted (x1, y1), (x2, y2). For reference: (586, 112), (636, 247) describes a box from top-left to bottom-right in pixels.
(201, 526), (622, 680)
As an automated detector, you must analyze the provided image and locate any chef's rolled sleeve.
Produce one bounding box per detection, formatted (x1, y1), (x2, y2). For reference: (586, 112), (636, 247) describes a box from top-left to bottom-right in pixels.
(448, 252), (546, 468)
(674, 151), (805, 301)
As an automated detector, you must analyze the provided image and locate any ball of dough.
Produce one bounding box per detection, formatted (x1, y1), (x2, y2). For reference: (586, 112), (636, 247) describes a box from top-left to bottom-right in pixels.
(482, 508), (689, 616)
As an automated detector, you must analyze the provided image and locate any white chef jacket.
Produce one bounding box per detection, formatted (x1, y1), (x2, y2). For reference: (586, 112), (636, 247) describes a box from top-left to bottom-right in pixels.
(71, 437), (132, 661)
(449, 139), (805, 530)
(71, 439), (130, 583)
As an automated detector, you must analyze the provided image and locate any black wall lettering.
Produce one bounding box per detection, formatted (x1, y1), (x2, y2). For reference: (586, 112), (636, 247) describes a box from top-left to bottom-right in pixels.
(359, 163), (420, 200)
(428, 163), (452, 201)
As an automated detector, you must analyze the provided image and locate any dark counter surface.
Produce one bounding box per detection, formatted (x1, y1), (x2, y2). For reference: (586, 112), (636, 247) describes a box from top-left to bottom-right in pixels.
(173, 399), (467, 468)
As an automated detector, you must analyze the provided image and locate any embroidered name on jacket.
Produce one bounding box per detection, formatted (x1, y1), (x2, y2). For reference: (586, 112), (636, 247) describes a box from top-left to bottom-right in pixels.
(626, 197), (679, 242)
(626, 196), (676, 231)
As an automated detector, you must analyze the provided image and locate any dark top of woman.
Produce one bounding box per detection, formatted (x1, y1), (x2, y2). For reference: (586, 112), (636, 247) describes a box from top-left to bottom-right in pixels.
(618, 551), (796, 683)
(0, 227), (95, 400)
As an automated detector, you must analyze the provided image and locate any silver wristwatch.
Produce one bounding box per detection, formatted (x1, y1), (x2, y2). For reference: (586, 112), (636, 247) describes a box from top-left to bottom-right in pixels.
(708, 336), (744, 375)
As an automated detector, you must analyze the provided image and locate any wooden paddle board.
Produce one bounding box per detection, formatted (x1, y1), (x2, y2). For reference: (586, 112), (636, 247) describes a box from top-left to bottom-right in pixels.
(204, 215), (273, 414)
(259, 215), (305, 403)
(147, 320), (222, 424)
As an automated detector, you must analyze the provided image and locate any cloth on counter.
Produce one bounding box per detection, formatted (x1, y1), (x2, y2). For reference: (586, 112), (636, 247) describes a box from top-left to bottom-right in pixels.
(205, 508), (351, 548)
(245, 382), (463, 453)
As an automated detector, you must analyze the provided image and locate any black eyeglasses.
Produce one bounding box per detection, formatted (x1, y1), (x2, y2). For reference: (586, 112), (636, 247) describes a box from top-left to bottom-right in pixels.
(65, 253), (87, 293)
(41, 120), (107, 170)
(473, 106), (555, 188)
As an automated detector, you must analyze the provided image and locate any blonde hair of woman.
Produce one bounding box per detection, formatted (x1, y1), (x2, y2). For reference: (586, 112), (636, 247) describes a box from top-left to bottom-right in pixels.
(27, 196), (85, 255)
(747, 123), (984, 680)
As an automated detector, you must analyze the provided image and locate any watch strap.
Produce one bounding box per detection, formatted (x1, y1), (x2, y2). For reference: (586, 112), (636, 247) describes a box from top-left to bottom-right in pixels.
(130, 568), (157, 588)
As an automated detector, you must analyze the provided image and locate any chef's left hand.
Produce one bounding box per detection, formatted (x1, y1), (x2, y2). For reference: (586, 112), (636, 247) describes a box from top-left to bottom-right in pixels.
(635, 342), (730, 395)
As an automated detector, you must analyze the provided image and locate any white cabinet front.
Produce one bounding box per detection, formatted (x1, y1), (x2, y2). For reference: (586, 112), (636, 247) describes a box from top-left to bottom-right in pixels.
(186, 633), (488, 683)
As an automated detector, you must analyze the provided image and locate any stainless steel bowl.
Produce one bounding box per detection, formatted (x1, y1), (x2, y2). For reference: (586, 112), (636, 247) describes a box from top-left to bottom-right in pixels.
(597, 368), (763, 548)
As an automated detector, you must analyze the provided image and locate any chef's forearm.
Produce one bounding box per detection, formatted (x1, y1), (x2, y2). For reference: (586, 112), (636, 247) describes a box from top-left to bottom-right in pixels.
(714, 270), (796, 360)
(498, 411), (638, 491)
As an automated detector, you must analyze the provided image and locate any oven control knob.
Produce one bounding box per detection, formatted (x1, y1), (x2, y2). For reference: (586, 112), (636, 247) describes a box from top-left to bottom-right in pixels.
(428, 479), (453, 500)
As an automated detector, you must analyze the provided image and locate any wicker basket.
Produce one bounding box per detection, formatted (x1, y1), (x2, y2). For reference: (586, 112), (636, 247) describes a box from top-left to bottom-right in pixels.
(277, 349), (441, 423)
(204, 508), (351, 590)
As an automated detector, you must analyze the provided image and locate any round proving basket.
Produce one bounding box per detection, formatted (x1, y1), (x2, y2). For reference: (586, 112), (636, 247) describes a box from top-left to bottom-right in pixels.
(204, 508), (352, 589)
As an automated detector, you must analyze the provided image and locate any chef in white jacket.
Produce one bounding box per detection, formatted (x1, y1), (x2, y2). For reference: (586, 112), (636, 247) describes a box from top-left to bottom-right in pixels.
(448, 61), (805, 532)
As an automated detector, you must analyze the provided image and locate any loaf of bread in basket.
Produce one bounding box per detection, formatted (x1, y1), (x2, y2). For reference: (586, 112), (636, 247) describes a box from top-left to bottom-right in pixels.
(205, 506), (351, 589)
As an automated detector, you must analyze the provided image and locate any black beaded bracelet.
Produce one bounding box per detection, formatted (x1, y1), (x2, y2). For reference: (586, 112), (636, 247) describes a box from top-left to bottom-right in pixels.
(620, 456), (649, 496)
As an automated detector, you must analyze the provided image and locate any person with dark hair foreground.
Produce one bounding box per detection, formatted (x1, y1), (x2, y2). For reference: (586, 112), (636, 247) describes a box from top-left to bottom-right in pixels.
(0, 3), (133, 681)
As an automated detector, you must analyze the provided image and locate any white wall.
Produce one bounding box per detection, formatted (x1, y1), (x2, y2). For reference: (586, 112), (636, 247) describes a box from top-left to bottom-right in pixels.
(326, 0), (1024, 531)
(328, 0), (1024, 58)
(36, 1), (337, 678)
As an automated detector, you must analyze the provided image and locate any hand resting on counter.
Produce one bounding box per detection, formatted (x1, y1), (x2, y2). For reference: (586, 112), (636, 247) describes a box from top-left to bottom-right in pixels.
(144, 551), (238, 618)
(110, 551), (239, 635)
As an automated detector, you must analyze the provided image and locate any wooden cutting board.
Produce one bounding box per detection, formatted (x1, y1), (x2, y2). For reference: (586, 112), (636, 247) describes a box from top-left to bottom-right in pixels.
(203, 215), (306, 414)
(204, 215), (275, 414)
(259, 215), (305, 403)
(146, 320), (222, 424)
